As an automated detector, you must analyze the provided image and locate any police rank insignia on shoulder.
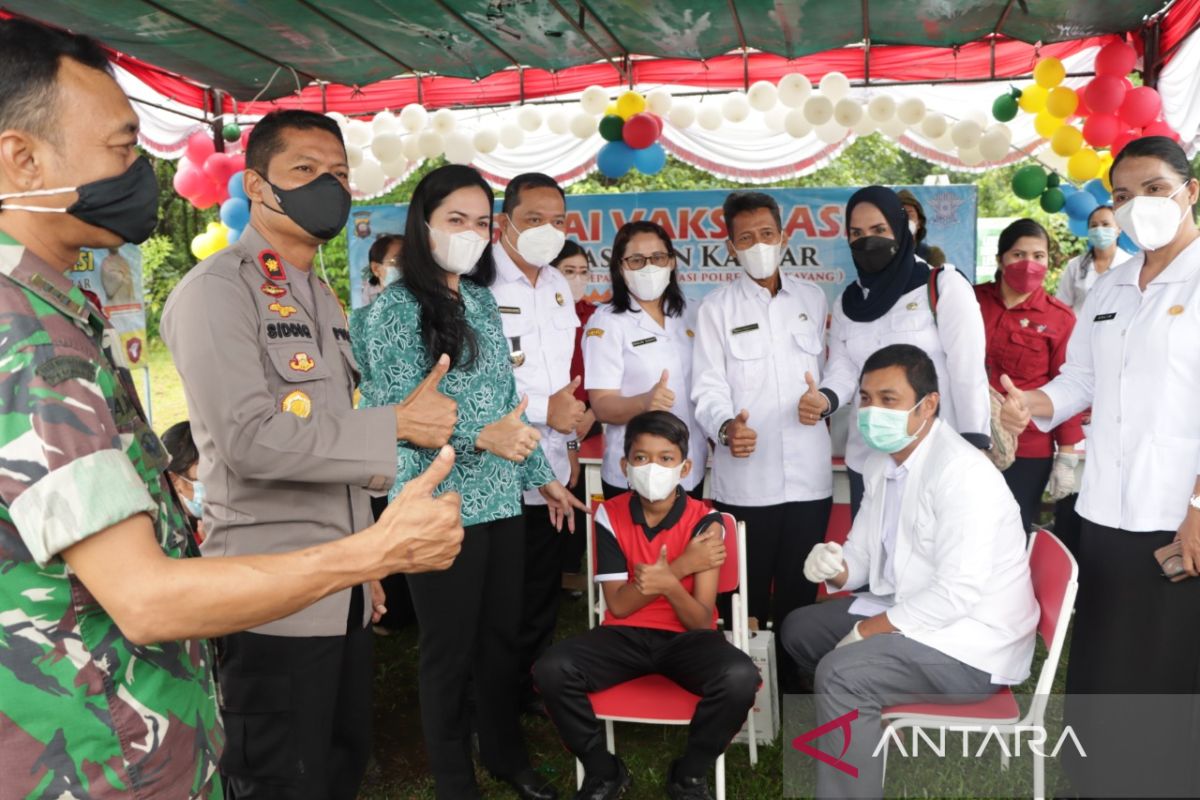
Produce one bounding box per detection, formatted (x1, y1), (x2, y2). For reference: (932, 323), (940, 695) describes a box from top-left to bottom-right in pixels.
(260, 282), (287, 298)
(289, 353), (316, 372)
(586, 328), (604, 338)
(281, 390), (312, 418)
(555, 292), (565, 306)
(259, 250), (286, 282)
(269, 302), (299, 318)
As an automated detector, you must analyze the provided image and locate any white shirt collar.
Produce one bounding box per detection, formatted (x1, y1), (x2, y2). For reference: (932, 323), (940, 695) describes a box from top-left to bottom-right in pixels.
(494, 242), (542, 287)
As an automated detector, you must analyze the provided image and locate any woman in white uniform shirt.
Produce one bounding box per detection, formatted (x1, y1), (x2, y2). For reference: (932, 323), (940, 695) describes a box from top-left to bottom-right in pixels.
(1001, 136), (1200, 799)
(1055, 204), (1130, 313)
(584, 220), (707, 498)
(801, 186), (991, 517)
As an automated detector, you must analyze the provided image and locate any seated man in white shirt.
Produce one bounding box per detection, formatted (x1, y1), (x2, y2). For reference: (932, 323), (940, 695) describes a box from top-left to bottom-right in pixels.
(780, 343), (1038, 800)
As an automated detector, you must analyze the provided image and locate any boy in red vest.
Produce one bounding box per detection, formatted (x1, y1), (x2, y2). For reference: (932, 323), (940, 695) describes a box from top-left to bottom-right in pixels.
(533, 411), (760, 800)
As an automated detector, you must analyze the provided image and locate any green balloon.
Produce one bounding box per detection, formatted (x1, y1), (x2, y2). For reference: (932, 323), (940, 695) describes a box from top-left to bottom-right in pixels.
(1040, 187), (1066, 213)
(992, 94), (1018, 122)
(599, 115), (625, 143)
(222, 123), (242, 142)
(1046, 172), (1061, 188)
(1012, 165), (1048, 200)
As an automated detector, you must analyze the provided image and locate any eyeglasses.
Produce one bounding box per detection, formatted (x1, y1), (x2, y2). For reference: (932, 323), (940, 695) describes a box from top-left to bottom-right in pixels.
(622, 252), (674, 269)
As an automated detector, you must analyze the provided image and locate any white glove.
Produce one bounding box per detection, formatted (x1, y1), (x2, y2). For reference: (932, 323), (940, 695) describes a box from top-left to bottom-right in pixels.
(1046, 452), (1080, 501)
(803, 542), (845, 583)
(835, 621), (863, 650)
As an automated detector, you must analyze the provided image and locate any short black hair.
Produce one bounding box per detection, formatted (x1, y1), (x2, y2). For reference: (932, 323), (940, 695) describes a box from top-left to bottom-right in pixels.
(162, 420), (199, 475)
(860, 344), (940, 415)
(246, 110), (344, 177)
(502, 172), (565, 217)
(723, 191), (783, 238)
(551, 239), (586, 267)
(996, 218), (1049, 259)
(607, 220), (686, 318)
(0, 19), (110, 143)
(624, 410), (690, 459)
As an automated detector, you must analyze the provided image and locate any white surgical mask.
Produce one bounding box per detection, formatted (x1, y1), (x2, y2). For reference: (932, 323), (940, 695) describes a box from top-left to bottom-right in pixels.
(622, 265), (672, 302)
(736, 242), (781, 280)
(908, 219), (919, 238)
(382, 266), (401, 286)
(1114, 182), (1189, 251)
(566, 274), (589, 302)
(428, 224), (488, 275)
(626, 462), (683, 502)
(508, 222), (566, 266)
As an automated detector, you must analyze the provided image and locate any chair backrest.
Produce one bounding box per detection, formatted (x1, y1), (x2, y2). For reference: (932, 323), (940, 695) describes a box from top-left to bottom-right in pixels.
(716, 512), (740, 594)
(1027, 528), (1079, 699)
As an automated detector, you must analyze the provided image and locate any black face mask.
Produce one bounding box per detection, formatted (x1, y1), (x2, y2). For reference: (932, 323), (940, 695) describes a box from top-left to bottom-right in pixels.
(850, 236), (898, 275)
(260, 172), (351, 241)
(0, 156), (160, 244)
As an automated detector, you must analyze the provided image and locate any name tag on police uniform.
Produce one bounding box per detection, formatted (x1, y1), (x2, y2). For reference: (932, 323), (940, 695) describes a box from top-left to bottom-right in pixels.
(731, 323), (759, 335)
(632, 336), (657, 347)
(498, 306), (522, 315)
(1093, 312), (1117, 322)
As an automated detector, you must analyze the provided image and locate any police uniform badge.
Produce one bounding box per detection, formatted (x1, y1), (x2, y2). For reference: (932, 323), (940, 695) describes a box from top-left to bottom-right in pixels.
(555, 292), (565, 306)
(289, 353), (316, 372)
(906, 302), (919, 311)
(269, 302), (299, 318)
(1169, 305), (1185, 316)
(509, 336), (525, 367)
(259, 250), (286, 282)
(260, 282), (287, 298)
(282, 390), (312, 418)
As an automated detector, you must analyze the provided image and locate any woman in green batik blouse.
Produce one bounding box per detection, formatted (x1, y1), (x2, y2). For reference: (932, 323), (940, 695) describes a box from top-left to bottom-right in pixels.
(355, 164), (583, 800)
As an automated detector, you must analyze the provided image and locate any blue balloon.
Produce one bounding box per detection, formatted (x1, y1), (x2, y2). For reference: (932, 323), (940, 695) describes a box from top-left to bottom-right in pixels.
(227, 170), (248, 201)
(1059, 182), (1077, 198)
(220, 197), (251, 231)
(227, 226), (244, 243)
(1068, 214), (1089, 238)
(1117, 231), (1139, 254)
(1064, 190), (1099, 221)
(1084, 178), (1111, 205)
(633, 142), (666, 175)
(596, 141), (635, 179)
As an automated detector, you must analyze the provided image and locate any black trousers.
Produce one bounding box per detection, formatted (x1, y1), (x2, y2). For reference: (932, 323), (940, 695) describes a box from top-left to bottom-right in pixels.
(406, 515), (529, 800)
(219, 587), (372, 800)
(1052, 491), (1083, 558)
(533, 625), (759, 780)
(518, 503), (565, 702)
(602, 479), (704, 501)
(1001, 456), (1053, 533)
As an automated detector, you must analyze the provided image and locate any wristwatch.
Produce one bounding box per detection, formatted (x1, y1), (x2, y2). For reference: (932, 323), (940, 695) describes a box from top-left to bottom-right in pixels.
(718, 419), (733, 447)
(566, 440), (580, 452)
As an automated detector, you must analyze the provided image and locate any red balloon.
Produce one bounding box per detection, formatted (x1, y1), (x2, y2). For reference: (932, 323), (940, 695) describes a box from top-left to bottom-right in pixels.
(203, 152), (238, 185)
(172, 161), (206, 199)
(1084, 75), (1129, 115)
(185, 131), (216, 165)
(1094, 41), (1137, 78)
(228, 152), (246, 174)
(1110, 128), (1141, 157)
(621, 113), (659, 150)
(1119, 86), (1162, 129)
(190, 182), (221, 210)
(1142, 120), (1180, 141)
(1073, 89), (1091, 119)
(1082, 113), (1121, 147)
(647, 113), (664, 136)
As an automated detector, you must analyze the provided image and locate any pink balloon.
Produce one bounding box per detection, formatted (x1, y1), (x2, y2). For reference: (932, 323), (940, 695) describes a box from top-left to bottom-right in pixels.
(1110, 128), (1141, 157)
(190, 184), (220, 210)
(1118, 86), (1162, 129)
(228, 152), (246, 174)
(203, 152), (238, 185)
(1142, 119), (1180, 141)
(1082, 113), (1121, 148)
(172, 162), (206, 199)
(1094, 41), (1137, 78)
(1084, 75), (1129, 115)
(186, 131), (216, 165)
(621, 113), (659, 150)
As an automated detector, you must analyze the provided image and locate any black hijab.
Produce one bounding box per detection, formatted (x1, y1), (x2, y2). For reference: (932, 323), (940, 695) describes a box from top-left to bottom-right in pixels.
(840, 186), (930, 323)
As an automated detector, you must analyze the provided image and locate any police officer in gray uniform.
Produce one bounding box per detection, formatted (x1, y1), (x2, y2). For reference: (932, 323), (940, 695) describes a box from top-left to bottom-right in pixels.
(162, 110), (456, 800)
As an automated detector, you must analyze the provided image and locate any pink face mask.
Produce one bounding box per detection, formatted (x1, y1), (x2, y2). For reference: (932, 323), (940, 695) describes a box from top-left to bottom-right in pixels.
(1002, 259), (1047, 295)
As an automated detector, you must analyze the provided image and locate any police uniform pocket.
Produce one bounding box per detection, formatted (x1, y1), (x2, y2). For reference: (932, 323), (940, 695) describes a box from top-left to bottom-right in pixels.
(267, 344), (332, 383)
(219, 673), (295, 780)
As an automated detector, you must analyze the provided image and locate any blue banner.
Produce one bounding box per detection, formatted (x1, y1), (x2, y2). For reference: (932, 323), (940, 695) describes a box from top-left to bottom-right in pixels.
(348, 185), (977, 310)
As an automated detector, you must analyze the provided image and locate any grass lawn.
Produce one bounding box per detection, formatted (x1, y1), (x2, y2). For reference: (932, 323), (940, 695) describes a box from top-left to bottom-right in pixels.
(142, 338), (190, 435)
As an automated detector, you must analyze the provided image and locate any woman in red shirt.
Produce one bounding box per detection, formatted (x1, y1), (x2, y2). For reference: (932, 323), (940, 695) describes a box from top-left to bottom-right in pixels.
(975, 219), (1083, 532)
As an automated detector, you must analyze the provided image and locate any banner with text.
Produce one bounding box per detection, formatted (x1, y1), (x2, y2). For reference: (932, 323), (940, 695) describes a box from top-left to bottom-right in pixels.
(68, 244), (148, 368)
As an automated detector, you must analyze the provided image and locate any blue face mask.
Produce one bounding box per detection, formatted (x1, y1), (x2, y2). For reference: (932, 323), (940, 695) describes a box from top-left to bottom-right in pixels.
(1087, 226), (1118, 250)
(183, 480), (205, 518)
(857, 397), (928, 454)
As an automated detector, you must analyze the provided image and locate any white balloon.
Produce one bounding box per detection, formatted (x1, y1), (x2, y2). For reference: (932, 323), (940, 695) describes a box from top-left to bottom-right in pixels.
(950, 119), (983, 150)
(382, 156), (409, 179)
(499, 123), (525, 149)
(851, 113), (879, 137)
(326, 111), (348, 128)
(371, 133), (405, 164)
(346, 144), (363, 169)
(967, 107), (990, 130)
(647, 88), (674, 115)
(833, 98), (864, 128)
(763, 106), (789, 134)
(867, 95), (896, 122)
(802, 95), (834, 126)
(896, 97), (926, 127)
(784, 109), (813, 138)
(402, 135), (422, 161)
(985, 122), (1013, 146)
(517, 106), (543, 132)
(978, 128), (1011, 162)
(443, 131), (477, 164)
(430, 108), (456, 136)
(668, 103), (696, 129)
(748, 81), (779, 112)
(880, 116), (908, 139)
(344, 120), (372, 148)
(777, 72), (813, 108)
(1039, 147), (1070, 174)
(935, 132), (958, 153)
(372, 111), (399, 135)
(580, 85), (610, 116)
(819, 72), (851, 101)
(353, 159), (385, 196)
(417, 130), (444, 158)
(816, 121), (848, 144)
(399, 103), (428, 133)
(569, 113), (597, 139)
(958, 146), (985, 167)
(547, 110), (570, 135)
(920, 113), (948, 141)
(697, 105), (724, 131)
(722, 92), (751, 123)
(474, 128), (500, 154)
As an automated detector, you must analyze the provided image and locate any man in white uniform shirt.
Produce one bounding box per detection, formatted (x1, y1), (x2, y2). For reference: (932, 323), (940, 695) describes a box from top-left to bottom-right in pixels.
(782, 344), (1037, 800)
(490, 173), (586, 712)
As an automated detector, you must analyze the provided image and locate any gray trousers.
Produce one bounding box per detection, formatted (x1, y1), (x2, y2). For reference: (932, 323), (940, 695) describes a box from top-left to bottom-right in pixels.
(780, 598), (995, 799)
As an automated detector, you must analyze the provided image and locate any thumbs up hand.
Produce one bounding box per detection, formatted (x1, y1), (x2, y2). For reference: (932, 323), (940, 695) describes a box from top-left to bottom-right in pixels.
(476, 395), (542, 463)
(548, 376), (586, 433)
(634, 544), (679, 596)
(725, 408), (757, 458)
(798, 371), (830, 426)
(643, 369), (676, 412)
(998, 374), (1032, 436)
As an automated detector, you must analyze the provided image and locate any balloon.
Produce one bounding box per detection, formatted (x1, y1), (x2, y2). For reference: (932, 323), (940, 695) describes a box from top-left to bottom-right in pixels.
(227, 153), (245, 175)
(1095, 40), (1137, 77)
(896, 97), (926, 126)
(784, 109), (812, 138)
(1067, 148), (1102, 182)
(227, 226), (243, 244)
(833, 99), (864, 128)
(815, 121), (848, 144)
(190, 232), (213, 260)
(722, 92), (752, 123)
(950, 119), (983, 149)
(596, 141), (635, 178)
(1018, 85), (1048, 114)
(517, 106), (543, 133)
(803, 95), (834, 126)
(697, 105), (723, 131)
(920, 113), (949, 141)
(747, 81), (778, 112)
(1045, 86), (1079, 118)
(667, 104), (696, 129)
(568, 113), (597, 140)
(1064, 189), (1099, 220)
(547, 110), (569, 135)
(185, 131), (216, 165)
(1034, 57), (1066, 88)
(203, 153), (238, 188)
(633, 142), (667, 174)
(647, 88), (674, 115)
(957, 147), (985, 167)
(867, 95), (896, 123)
(850, 112), (878, 137)
(1117, 231), (1138, 253)
(431, 108), (457, 136)
(580, 85), (610, 116)
(343, 120), (372, 148)
(978, 127), (1012, 161)
(222, 123), (242, 142)
(1012, 165), (1048, 200)
(616, 91), (646, 120)
(819, 71), (851, 101)
(1084, 178), (1111, 205)
(1068, 214), (1090, 238)
(173, 161), (207, 199)
(219, 197), (250, 230)
(498, 124), (524, 149)
(1082, 113), (1121, 147)
(442, 131), (477, 165)
(346, 144), (364, 170)
(879, 116), (907, 139)
(1084, 75), (1128, 115)
(190, 181), (222, 210)
(622, 113), (658, 149)
(381, 156), (409, 179)
(1143, 120), (1180, 141)
(1119, 86), (1162, 129)
(763, 106), (788, 134)
(777, 73), (813, 108)
(598, 114), (625, 143)
(353, 159), (386, 196)
(419, 130), (447, 157)
(371, 133), (404, 164)
(371, 111), (399, 136)
(1040, 187), (1066, 213)
(227, 170), (247, 201)
(1034, 111), (1065, 139)
(1046, 172), (1061, 188)
(1051, 125), (1083, 157)
(399, 103), (428, 133)
(475, 128), (501, 153)
(605, 102), (619, 117)
(1110, 128), (1140, 156)
(993, 93), (1019, 122)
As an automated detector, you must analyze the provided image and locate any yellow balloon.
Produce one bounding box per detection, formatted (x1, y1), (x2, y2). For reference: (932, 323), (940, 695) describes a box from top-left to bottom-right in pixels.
(605, 101), (618, 117)
(206, 221), (223, 235)
(1045, 86), (1079, 118)
(1034, 57), (1066, 89)
(1099, 153), (1115, 191)
(1051, 125), (1083, 157)
(616, 91), (646, 120)
(1068, 148), (1102, 182)
(209, 225), (229, 252)
(1018, 84), (1049, 114)
(1034, 111), (1064, 139)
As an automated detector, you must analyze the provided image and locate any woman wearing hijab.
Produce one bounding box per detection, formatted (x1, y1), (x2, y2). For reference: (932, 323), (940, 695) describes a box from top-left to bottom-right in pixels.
(800, 186), (991, 516)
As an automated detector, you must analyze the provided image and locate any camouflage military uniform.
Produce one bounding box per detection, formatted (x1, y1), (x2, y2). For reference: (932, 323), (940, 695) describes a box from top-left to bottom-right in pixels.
(0, 231), (223, 799)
